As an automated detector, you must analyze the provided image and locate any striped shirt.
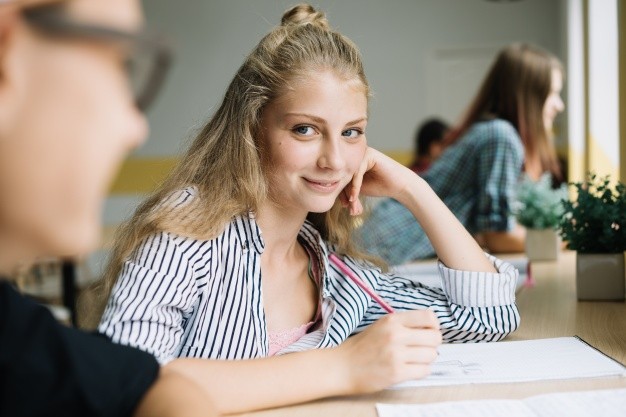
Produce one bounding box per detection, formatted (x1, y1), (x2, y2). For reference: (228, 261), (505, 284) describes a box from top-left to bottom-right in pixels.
(99, 191), (520, 364)
(357, 119), (525, 264)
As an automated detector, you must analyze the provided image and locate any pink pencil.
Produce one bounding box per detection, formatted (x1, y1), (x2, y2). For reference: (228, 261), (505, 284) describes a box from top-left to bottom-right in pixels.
(329, 253), (395, 314)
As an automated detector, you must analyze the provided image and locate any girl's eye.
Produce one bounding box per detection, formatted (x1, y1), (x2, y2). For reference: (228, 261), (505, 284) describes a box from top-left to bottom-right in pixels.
(293, 125), (315, 136)
(342, 128), (362, 139)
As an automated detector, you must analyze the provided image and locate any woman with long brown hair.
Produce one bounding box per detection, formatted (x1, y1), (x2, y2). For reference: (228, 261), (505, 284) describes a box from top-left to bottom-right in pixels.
(96, 4), (519, 413)
(359, 43), (565, 264)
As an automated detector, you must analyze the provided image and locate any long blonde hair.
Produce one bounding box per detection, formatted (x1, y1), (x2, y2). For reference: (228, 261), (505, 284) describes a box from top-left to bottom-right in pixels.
(445, 43), (563, 181)
(91, 4), (381, 320)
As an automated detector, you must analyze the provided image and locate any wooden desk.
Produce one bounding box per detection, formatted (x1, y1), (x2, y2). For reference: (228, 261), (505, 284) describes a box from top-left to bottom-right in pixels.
(236, 251), (626, 417)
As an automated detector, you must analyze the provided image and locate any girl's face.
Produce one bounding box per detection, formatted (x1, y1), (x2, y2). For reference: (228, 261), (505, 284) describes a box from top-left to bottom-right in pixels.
(260, 70), (368, 216)
(543, 68), (565, 132)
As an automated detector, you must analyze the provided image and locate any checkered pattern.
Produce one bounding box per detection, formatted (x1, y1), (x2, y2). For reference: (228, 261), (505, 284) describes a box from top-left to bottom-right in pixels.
(357, 119), (524, 265)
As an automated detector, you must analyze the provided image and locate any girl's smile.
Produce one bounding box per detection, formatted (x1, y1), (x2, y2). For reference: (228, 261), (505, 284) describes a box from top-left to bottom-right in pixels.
(302, 177), (341, 193)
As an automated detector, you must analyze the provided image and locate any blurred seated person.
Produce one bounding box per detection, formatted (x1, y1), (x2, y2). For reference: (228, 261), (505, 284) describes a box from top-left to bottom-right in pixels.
(357, 43), (564, 265)
(409, 118), (449, 174)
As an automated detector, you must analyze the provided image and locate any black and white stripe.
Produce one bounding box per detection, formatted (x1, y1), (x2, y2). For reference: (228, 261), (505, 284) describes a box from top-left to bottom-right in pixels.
(99, 193), (520, 364)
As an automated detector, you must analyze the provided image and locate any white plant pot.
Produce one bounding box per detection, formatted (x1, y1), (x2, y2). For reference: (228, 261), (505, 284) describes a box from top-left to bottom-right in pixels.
(525, 228), (560, 262)
(576, 253), (625, 301)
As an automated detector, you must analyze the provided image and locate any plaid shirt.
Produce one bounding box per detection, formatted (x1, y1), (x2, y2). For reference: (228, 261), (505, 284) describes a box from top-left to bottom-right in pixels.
(358, 119), (524, 265)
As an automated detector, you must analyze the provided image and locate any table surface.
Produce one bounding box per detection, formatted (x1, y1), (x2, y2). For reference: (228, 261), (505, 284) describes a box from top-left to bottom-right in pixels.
(235, 251), (626, 417)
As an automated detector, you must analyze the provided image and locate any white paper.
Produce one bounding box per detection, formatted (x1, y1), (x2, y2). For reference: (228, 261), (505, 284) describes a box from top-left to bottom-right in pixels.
(393, 337), (626, 388)
(376, 388), (626, 417)
(392, 256), (529, 291)
(526, 388), (626, 416)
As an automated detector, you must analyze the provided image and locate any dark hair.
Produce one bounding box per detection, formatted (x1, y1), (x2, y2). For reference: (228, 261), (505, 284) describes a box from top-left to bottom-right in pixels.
(415, 118), (449, 157)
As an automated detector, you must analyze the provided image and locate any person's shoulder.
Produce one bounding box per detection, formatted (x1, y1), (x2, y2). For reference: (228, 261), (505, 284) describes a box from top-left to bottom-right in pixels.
(159, 186), (197, 210)
(471, 119), (519, 141)
(0, 282), (159, 416)
(470, 119), (523, 153)
(0, 280), (42, 327)
(52, 325), (159, 416)
(488, 118), (520, 138)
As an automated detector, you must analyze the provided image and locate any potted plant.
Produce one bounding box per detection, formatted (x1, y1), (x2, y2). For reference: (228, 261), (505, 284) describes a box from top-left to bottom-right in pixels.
(559, 173), (626, 301)
(514, 173), (567, 261)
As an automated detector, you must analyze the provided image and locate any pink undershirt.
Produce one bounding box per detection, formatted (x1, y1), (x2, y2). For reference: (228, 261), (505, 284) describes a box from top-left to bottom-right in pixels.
(267, 246), (322, 356)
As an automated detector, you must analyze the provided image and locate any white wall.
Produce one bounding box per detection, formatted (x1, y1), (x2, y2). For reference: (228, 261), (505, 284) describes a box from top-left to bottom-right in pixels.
(565, 0), (585, 181)
(140, 0), (563, 155)
(587, 0), (620, 178)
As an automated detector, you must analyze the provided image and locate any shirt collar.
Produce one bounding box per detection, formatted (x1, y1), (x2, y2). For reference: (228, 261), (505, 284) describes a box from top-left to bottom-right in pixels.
(298, 221), (333, 297)
(234, 212), (265, 254)
(237, 213), (335, 296)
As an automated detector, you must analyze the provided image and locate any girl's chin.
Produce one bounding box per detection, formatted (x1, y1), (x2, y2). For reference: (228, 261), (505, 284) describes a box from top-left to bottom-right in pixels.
(307, 201), (341, 214)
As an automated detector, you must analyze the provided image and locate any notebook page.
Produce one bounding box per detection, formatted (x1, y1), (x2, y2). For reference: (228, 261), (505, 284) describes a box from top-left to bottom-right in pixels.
(394, 337), (626, 388)
(526, 388), (626, 417)
(376, 388), (626, 417)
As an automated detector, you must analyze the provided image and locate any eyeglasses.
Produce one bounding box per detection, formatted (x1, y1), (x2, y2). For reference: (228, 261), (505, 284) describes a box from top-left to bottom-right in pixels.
(22, 4), (173, 112)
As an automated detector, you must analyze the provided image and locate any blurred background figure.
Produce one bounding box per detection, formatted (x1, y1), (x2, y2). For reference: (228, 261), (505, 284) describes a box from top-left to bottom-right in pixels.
(358, 43), (565, 265)
(409, 118), (450, 175)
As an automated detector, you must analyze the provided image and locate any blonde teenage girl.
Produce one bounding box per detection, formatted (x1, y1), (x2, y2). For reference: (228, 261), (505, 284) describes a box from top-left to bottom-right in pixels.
(97, 4), (519, 414)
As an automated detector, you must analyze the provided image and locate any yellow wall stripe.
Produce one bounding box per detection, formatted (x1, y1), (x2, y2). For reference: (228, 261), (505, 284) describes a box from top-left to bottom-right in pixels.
(108, 151), (416, 195)
(109, 157), (178, 194)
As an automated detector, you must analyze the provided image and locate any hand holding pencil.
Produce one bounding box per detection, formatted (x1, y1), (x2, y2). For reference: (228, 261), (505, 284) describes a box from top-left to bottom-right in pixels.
(334, 307), (442, 392)
(329, 253), (442, 391)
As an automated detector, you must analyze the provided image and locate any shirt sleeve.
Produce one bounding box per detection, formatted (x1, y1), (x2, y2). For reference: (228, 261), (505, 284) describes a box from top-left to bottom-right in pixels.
(474, 121), (524, 232)
(0, 282), (159, 417)
(98, 232), (198, 364)
(355, 253), (520, 342)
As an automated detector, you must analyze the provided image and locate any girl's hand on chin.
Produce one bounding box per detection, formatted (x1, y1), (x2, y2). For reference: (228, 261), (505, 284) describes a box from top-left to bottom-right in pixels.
(340, 147), (418, 216)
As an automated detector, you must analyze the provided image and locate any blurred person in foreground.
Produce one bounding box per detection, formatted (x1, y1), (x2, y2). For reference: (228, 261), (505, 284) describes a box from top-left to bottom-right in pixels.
(0, 0), (216, 416)
(358, 43), (564, 265)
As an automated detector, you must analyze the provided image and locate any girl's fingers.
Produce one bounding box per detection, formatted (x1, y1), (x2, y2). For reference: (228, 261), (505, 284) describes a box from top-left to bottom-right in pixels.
(398, 363), (433, 382)
(403, 346), (439, 365)
(340, 148), (373, 215)
(396, 309), (441, 330)
(350, 198), (363, 216)
(350, 149), (372, 200)
(393, 327), (443, 349)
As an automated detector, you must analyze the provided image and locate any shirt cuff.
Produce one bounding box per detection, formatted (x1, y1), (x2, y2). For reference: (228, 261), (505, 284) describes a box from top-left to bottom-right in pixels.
(437, 253), (517, 307)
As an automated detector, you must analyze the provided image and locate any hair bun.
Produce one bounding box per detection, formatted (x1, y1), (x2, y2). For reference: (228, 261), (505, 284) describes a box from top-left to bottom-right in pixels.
(281, 4), (329, 29)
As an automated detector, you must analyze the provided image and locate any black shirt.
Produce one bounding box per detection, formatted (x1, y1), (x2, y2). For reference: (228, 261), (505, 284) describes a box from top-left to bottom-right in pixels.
(0, 281), (159, 417)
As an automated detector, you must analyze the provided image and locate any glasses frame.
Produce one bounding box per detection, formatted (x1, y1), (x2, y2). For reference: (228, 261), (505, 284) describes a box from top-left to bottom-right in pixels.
(22, 4), (173, 111)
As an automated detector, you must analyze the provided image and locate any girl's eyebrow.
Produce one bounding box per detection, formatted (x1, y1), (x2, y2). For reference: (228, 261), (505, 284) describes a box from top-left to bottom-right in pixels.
(284, 113), (367, 126)
(345, 117), (368, 126)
